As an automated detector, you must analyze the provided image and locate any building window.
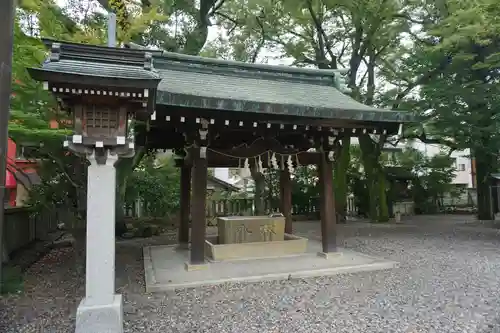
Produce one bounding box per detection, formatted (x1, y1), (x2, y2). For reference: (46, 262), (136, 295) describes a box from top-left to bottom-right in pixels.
(458, 163), (466, 171)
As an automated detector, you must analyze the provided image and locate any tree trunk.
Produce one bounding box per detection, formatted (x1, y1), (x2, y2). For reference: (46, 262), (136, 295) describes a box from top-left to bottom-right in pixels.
(358, 49), (389, 222)
(364, 162), (379, 221)
(366, 171), (378, 221)
(377, 170), (389, 222)
(359, 134), (389, 222)
(475, 148), (494, 220)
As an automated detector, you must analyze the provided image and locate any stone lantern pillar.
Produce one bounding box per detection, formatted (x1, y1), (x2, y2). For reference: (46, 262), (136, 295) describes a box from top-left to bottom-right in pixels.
(64, 110), (135, 333)
(29, 41), (160, 333)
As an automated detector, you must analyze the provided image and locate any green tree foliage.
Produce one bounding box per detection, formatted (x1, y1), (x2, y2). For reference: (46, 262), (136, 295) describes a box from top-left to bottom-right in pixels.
(212, 0), (417, 222)
(12, 0), (232, 227)
(421, 154), (457, 208)
(11, 2), (87, 222)
(10, 0), (169, 223)
(390, 146), (458, 213)
(95, 0), (235, 228)
(11, 1), (71, 145)
(255, 166), (320, 215)
(400, 0), (500, 219)
(15, 0), (487, 224)
(124, 154), (181, 217)
(292, 166), (320, 214)
(95, 0), (228, 55)
(349, 144), (457, 216)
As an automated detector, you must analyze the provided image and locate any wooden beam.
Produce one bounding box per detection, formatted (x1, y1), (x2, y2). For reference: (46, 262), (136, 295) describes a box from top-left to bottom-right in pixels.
(189, 148), (207, 266)
(178, 165), (191, 247)
(280, 169), (293, 234)
(318, 152), (337, 254)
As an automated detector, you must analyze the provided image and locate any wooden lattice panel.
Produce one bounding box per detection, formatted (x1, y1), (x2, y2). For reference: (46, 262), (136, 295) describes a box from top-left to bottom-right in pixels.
(84, 105), (118, 137)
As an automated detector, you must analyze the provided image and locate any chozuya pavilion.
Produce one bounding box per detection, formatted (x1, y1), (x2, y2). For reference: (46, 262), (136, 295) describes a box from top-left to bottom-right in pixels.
(28, 39), (411, 333)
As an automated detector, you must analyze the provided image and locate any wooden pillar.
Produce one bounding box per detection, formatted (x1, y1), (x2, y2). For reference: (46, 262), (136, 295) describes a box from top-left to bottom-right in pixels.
(178, 164), (191, 248)
(318, 152), (337, 255)
(188, 148), (208, 267)
(280, 169), (293, 234)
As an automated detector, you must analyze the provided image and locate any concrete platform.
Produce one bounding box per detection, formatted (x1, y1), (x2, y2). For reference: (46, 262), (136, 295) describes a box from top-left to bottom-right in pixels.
(143, 239), (398, 292)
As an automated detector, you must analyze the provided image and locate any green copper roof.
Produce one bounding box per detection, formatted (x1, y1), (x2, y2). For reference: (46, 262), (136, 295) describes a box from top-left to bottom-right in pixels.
(29, 40), (412, 123)
(152, 52), (412, 123)
(29, 39), (161, 86)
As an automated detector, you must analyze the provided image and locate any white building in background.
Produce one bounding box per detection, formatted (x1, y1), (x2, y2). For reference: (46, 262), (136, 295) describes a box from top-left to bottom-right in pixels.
(213, 167), (253, 192)
(451, 151), (473, 188)
(213, 168), (231, 183)
(402, 142), (474, 188)
(351, 135), (475, 189)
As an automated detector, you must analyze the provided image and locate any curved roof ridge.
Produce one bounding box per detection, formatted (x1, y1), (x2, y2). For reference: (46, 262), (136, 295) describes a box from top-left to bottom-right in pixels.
(155, 60), (335, 86)
(41, 38), (162, 69)
(156, 51), (345, 80)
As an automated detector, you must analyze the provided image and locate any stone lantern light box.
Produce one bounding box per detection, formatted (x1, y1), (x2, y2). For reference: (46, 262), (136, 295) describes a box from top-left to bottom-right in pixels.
(69, 101), (134, 149)
(28, 40), (162, 159)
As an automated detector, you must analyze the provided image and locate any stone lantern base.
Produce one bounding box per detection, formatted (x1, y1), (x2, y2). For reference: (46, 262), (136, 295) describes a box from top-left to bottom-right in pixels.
(75, 295), (123, 333)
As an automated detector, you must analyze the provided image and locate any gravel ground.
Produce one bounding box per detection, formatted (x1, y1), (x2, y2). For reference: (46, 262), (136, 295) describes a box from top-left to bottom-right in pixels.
(2, 215), (500, 333)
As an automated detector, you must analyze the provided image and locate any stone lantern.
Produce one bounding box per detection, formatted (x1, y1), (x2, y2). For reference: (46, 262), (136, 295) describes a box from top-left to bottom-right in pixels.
(29, 40), (161, 333)
(30, 40), (160, 159)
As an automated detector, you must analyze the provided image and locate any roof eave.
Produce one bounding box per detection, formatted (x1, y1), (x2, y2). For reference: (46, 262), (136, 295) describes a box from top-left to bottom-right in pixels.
(155, 91), (414, 124)
(28, 67), (162, 89)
